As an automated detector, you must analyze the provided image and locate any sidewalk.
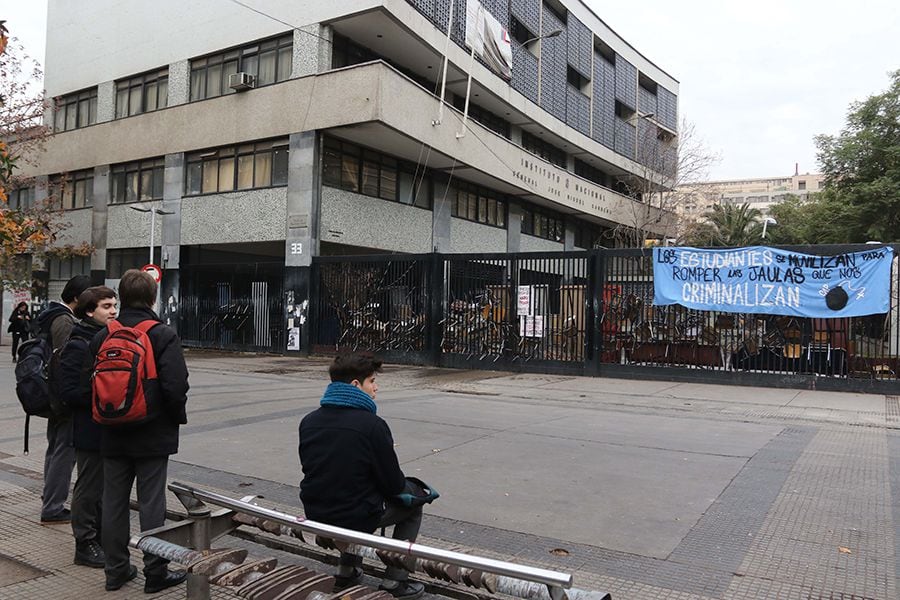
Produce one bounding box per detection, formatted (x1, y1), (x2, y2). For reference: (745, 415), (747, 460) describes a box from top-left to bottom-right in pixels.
(1, 352), (896, 599)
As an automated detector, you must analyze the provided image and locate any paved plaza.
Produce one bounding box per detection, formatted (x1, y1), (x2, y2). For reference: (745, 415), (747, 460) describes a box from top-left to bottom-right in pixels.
(0, 351), (898, 599)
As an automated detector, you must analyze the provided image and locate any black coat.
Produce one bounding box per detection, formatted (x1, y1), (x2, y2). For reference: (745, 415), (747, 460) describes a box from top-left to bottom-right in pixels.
(89, 308), (189, 458)
(7, 309), (31, 335)
(57, 319), (103, 451)
(298, 405), (406, 533)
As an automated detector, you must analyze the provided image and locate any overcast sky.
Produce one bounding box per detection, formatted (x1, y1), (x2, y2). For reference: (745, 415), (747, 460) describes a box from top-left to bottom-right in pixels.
(3, 1), (898, 180)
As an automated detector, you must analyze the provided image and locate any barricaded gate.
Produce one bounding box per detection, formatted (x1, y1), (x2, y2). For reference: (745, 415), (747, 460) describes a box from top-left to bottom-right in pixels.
(310, 246), (900, 393)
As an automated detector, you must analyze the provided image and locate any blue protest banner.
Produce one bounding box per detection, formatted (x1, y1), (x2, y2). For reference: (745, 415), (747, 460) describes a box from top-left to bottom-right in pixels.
(653, 246), (894, 318)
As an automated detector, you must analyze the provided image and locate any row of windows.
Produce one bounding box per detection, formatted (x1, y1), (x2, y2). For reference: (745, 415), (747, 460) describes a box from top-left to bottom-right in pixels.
(116, 69), (168, 118)
(450, 182), (508, 228)
(522, 131), (567, 168)
(111, 158), (165, 204)
(48, 255), (91, 281)
(574, 158), (609, 187)
(186, 139), (289, 195)
(6, 187), (35, 210)
(54, 89), (97, 132)
(522, 206), (565, 242)
(52, 170), (94, 209)
(452, 95), (511, 140)
(322, 137), (431, 210)
(190, 34), (292, 101)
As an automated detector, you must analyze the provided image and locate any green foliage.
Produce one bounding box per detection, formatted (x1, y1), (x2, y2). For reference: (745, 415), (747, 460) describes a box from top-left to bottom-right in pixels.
(811, 70), (900, 242)
(681, 202), (763, 247)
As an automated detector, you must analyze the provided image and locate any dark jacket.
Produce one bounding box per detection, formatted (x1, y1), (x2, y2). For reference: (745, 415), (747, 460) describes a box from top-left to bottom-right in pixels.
(298, 405), (406, 533)
(7, 309), (31, 335)
(35, 302), (74, 350)
(57, 319), (103, 452)
(89, 307), (189, 458)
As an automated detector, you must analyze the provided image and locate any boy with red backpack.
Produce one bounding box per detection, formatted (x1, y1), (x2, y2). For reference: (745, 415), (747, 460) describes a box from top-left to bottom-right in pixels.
(88, 269), (189, 594)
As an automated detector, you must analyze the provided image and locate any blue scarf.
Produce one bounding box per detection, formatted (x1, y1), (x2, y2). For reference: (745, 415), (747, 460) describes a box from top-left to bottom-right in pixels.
(320, 381), (377, 414)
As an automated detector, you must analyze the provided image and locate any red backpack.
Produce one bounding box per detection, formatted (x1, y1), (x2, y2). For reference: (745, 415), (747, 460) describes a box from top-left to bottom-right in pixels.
(92, 320), (159, 426)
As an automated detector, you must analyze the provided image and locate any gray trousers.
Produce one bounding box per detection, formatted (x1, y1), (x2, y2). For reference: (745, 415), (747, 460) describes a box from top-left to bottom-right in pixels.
(339, 503), (423, 582)
(71, 449), (103, 544)
(41, 417), (74, 519)
(102, 456), (169, 580)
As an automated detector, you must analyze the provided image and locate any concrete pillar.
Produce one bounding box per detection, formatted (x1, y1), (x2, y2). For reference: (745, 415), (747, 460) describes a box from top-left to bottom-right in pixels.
(160, 152), (184, 329)
(32, 176), (50, 303)
(96, 81), (116, 123)
(284, 131), (321, 353)
(167, 59), (191, 106)
(564, 220), (575, 251)
(507, 203), (523, 253)
(431, 179), (452, 252)
(90, 165), (110, 284)
(292, 24), (332, 78)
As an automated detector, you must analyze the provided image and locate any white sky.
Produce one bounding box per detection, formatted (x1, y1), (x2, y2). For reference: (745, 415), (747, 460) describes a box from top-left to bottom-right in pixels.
(3, 1), (898, 180)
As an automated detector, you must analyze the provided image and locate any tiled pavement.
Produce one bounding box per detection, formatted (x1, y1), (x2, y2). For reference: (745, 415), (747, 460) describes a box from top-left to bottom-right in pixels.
(3, 353), (900, 599)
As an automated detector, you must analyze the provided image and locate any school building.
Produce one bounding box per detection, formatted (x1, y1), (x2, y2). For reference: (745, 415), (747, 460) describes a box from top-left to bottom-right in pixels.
(15, 0), (679, 351)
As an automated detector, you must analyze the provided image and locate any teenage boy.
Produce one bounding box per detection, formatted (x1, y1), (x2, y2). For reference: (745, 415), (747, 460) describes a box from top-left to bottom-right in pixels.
(90, 270), (189, 594)
(299, 352), (425, 600)
(35, 274), (91, 523)
(56, 286), (118, 568)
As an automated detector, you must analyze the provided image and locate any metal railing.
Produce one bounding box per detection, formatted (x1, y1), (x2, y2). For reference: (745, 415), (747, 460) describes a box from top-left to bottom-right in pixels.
(305, 246), (900, 392)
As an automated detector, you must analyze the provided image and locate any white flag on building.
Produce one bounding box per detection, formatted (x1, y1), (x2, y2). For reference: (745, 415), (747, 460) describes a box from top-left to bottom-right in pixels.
(464, 0), (512, 80)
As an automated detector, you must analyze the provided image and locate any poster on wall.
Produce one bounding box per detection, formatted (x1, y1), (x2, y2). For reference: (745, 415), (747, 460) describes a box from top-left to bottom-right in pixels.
(287, 327), (301, 351)
(517, 286), (532, 316)
(519, 315), (544, 338)
(652, 245), (894, 318)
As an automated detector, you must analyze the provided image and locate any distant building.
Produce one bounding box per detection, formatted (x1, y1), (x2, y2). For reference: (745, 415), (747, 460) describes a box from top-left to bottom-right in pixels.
(676, 167), (825, 225)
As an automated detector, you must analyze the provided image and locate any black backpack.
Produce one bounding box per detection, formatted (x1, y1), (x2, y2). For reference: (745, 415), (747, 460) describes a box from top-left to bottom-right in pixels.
(14, 312), (70, 454)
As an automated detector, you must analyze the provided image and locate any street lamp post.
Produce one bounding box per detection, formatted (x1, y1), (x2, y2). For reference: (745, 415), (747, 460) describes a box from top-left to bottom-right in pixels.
(130, 204), (174, 266)
(521, 28), (563, 48)
(761, 216), (777, 239)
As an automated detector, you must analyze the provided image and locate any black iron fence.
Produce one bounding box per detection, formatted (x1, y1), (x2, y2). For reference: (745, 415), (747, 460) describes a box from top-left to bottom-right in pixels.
(307, 246), (900, 392)
(180, 291), (284, 354)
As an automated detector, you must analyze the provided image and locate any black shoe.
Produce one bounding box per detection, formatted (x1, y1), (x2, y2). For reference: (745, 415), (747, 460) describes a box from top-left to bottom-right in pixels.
(333, 567), (363, 591)
(144, 569), (187, 594)
(74, 539), (105, 568)
(40, 508), (71, 524)
(105, 565), (138, 591)
(379, 580), (425, 600)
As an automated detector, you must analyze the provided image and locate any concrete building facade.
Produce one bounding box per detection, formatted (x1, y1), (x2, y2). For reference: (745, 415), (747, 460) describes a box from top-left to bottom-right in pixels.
(676, 170), (825, 224)
(19, 0), (679, 348)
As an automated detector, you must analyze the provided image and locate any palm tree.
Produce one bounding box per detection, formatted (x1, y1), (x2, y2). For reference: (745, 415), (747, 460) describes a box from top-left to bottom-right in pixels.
(685, 203), (763, 247)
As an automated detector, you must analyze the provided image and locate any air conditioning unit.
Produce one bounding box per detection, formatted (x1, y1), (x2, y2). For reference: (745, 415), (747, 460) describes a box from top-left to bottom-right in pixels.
(229, 72), (255, 91)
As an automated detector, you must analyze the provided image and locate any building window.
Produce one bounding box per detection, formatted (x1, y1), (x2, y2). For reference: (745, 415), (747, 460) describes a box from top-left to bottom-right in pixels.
(52, 169), (94, 209)
(450, 181), (507, 228)
(452, 95), (511, 139)
(322, 137), (432, 209)
(521, 204), (564, 242)
(54, 88), (97, 132)
(190, 34), (292, 101)
(110, 158), (165, 204)
(49, 255), (91, 280)
(522, 131), (567, 168)
(332, 33), (379, 69)
(7, 187), (35, 210)
(185, 138), (289, 196)
(107, 248), (160, 279)
(574, 158), (608, 187)
(116, 68), (168, 118)
(573, 221), (603, 249)
(509, 17), (534, 47)
(567, 66), (589, 93)
(798, 180), (806, 190)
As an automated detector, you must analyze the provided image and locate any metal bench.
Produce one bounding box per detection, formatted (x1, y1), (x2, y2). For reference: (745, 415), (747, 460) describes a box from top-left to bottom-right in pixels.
(128, 482), (611, 600)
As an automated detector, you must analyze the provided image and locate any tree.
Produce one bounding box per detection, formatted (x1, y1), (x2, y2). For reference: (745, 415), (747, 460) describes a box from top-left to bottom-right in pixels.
(611, 117), (721, 247)
(813, 69), (900, 242)
(0, 22), (85, 289)
(681, 202), (762, 247)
